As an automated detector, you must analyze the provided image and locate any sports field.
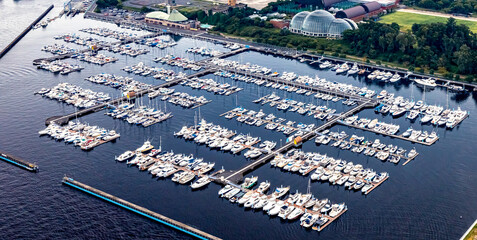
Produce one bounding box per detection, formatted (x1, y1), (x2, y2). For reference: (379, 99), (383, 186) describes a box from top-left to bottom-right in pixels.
(379, 11), (477, 33)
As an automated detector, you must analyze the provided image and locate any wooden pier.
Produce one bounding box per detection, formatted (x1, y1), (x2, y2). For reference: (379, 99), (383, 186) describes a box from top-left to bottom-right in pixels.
(45, 69), (215, 126)
(324, 135), (419, 163)
(208, 67), (379, 105)
(220, 101), (374, 184)
(221, 108), (298, 135)
(62, 176), (221, 240)
(336, 121), (438, 146)
(0, 151), (38, 172)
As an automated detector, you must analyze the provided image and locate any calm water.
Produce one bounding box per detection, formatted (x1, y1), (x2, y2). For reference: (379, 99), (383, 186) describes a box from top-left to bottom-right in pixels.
(0, 1), (476, 239)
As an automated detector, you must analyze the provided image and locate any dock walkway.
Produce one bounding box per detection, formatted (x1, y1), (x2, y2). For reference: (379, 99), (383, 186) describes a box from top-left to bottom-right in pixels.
(336, 121), (438, 146)
(0, 151), (38, 172)
(221, 101), (373, 184)
(207, 65), (379, 105)
(46, 69), (215, 126)
(62, 177), (221, 240)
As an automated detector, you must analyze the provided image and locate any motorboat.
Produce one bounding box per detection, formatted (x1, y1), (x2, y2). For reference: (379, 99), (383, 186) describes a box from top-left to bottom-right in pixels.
(136, 141), (154, 152)
(190, 176), (211, 189)
(115, 150), (135, 162)
(241, 176), (258, 189)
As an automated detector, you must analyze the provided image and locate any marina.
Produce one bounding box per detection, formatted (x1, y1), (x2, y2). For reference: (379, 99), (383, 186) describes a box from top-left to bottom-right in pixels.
(271, 149), (389, 195)
(39, 121), (120, 150)
(317, 130), (419, 164)
(1, 5), (476, 239)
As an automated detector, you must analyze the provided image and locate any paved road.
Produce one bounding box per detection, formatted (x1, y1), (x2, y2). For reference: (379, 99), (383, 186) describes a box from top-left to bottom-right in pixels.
(398, 8), (477, 22)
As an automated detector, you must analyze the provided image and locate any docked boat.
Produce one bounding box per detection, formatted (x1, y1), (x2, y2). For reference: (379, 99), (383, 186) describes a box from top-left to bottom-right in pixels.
(190, 176), (211, 189)
(115, 150), (135, 162)
(241, 176), (258, 189)
(271, 186), (290, 199)
(415, 78), (437, 88)
(136, 141), (154, 152)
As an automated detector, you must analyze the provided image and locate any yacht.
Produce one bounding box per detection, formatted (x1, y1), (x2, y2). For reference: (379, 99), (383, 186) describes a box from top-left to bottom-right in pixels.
(329, 203), (346, 217)
(271, 186), (290, 199)
(115, 151), (135, 162)
(190, 176), (211, 189)
(241, 176), (258, 189)
(257, 181), (271, 193)
(347, 63), (359, 75)
(136, 141), (154, 152)
(415, 78), (437, 88)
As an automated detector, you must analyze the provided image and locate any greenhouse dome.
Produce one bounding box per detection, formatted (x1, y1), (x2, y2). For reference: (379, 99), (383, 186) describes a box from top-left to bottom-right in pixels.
(328, 18), (355, 37)
(289, 10), (358, 38)
(301, 10), (335, 37)
(289, 11), (310, 33)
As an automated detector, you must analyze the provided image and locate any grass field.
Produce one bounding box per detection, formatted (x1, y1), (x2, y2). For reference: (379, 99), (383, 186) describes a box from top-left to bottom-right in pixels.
(379, 11), (477, 33)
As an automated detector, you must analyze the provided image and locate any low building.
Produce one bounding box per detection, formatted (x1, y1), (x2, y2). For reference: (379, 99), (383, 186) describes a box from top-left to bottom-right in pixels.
(145, 8), (198, 30)
(270, 19), (290, 29)
(289, 10), (358, 38)
(335, 1), (383, 21)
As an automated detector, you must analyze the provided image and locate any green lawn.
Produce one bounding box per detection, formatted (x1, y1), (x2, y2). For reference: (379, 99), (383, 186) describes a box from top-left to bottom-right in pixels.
(379, 11), (477, 33)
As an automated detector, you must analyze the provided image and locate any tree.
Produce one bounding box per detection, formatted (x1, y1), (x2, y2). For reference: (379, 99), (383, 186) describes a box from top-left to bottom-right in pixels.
(454, 44), (474, 73)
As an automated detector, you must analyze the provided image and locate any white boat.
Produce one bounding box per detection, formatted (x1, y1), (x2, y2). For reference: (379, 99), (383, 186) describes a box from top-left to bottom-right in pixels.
(218, 185), (233, 196)
(415, 78), (437, 88)
(115, 151), (135, 162)
(136, 141), (154, 152)
(329, 203), (346, 217)
(287, 207), (304, 220)
(190, 176), (211, 189)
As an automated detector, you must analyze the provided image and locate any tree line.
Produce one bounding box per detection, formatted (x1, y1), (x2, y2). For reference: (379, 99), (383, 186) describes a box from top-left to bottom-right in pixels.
(342, 18), (477, 78)
(402, 0), (477, 14)
(184, 8), (476, 80)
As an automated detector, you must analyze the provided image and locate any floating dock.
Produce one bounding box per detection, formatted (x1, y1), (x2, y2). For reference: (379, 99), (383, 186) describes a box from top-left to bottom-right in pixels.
(219, 101), (374, 184)
(336, 121), (438, 146)
(62, 176), (221, 240)
(45, 69), (216, 126)
(0, 151), (38, 172)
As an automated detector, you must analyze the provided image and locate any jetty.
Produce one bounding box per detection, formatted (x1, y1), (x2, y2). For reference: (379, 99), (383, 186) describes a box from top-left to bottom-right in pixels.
(220, 101), (374, 184)
(206, 66), (379, 105)
(45, 69), (215, 126)
(62, 176), (221, 240)
(336, 121), (438, 146)
(0, 5), (54, 59)
(0, 151), (38, 172)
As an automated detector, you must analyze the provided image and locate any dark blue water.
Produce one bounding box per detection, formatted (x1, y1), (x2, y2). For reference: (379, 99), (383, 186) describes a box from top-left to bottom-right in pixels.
(1, 1), (477, 239)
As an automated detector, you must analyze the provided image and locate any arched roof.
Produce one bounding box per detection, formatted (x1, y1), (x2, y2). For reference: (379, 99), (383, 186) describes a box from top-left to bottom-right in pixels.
(290, 11), (310, 31)
(343, 18), (358, 29)
(322, 0), (344, 8)
(328, 19), (353, 36)
(302, 10), (335, 35)
(362, 2), (382, 12)
(145, 9), (188, 22)
(335, 6), (366, 19)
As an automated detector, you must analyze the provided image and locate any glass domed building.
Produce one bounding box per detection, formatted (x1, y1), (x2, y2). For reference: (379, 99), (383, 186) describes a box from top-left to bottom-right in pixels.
(289, 10), (358, 38)
(302, 10), (335, 37)
(289, 11), (310, 34)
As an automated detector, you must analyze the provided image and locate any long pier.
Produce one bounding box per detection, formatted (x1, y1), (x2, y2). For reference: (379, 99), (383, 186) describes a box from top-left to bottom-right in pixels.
(62, 176), (221, 240)
(220, 101), (374, 184)
(0, 5), (54, 59)
(206, 65), (378, 105)
(45, 69), (215, 126)
(336, 121), (438, 146)
(0, 151), (38, 172)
